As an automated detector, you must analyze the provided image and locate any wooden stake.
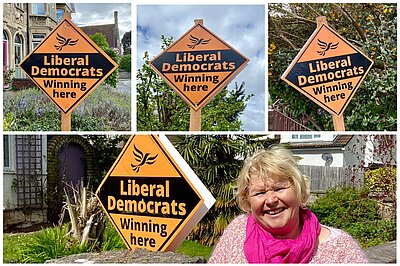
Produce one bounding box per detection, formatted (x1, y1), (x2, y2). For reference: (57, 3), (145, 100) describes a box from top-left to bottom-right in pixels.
(189, 108), (201, 131)
(194, 19), (203, 25)
(188, 18), (204, 132)
(332, 114), (345, 131)
(61, 112), (71, 131)
(316, 16), (346, 131)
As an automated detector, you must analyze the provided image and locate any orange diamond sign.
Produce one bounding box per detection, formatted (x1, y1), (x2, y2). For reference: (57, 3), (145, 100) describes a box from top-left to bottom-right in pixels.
(281, 22), (373, 116)
(96, 134), (215, 251)
(19, 17), (118, 114)
(150, 21), (249, 110)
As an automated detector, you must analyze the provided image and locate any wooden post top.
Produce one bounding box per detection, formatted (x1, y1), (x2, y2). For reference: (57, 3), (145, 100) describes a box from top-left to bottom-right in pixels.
(316, 16), (327, 27)
(194, 19), (204, 25)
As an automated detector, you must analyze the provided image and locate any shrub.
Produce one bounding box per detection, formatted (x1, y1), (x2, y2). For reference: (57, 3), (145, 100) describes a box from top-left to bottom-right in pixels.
(310, 187), (396, 248)
(74, 86), (131, 131)
(20, 225), (95, 263)
(100, 222), (126, 251)
(3, 85), (131, 131)
(365, 167), (396, 194)
(19, 221), (126, 263)
(120, 54), (131, 72)
(3, 88), (61, 131)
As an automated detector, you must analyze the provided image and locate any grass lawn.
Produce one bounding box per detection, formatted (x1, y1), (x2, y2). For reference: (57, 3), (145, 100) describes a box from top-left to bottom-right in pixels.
(177, 240), (214, 260)
(3, 233), (36, 263)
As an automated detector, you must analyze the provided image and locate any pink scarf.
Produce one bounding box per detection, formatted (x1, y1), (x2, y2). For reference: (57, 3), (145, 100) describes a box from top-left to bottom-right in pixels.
(244, 208), (321, 263)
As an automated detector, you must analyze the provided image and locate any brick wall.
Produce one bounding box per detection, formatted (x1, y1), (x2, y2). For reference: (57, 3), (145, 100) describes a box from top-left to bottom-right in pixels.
(12, 78), (37, 90)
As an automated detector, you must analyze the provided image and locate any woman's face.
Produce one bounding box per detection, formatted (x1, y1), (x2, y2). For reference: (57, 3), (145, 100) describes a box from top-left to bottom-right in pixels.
(248, 177), (301, 239)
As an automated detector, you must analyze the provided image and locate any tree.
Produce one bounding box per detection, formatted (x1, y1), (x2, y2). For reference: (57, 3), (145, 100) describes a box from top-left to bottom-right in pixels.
(90, 33), (119, 88)
(268, 4), (396, 131)
(119, 54), (131, 72)
(137, 36), (253, 131)
(173, 135), (279, 245)
(121, 30), (131, 55)
(83, 135), (129, 190)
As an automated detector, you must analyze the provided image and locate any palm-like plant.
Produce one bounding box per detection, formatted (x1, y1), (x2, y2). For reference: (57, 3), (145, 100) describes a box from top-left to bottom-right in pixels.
(173, 135), (278, 246)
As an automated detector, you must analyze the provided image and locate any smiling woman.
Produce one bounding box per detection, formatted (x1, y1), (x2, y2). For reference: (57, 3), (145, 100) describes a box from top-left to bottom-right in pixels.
(208, 146), (368, 264)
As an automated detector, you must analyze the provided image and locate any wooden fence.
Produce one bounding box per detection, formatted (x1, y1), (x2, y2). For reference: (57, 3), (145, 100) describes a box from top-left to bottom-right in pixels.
(299, 165), (364, 193)
(268, 109), (312, 131)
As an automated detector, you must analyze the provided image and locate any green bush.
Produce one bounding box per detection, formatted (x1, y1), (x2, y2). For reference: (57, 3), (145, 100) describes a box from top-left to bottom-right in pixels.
(3, 85), (131, 131)
(20, 225), (95, 263)
(18, 221), (127, 263)
(310, 187), (396, 248)
(120, 54), (131, 72)
(101, 222), (126, 251)
(365, 167), (396, 194)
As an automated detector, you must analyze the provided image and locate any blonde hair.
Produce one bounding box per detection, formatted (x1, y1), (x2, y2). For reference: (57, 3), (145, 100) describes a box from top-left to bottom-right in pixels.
(237, 146), (310, 212)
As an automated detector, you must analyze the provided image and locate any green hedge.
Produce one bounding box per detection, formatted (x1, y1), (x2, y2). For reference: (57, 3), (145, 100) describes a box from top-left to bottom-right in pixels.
(310, 187), (396, 248)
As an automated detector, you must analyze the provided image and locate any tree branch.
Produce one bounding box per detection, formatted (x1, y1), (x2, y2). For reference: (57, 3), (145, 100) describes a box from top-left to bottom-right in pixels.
(334, 4), (366, 41)
(269, 15), (299, 50)
(274, 5), (317, 25)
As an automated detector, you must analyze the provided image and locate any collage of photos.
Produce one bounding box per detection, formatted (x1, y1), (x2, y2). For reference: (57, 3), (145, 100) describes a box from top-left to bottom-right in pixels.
(2, 2), (397, 264)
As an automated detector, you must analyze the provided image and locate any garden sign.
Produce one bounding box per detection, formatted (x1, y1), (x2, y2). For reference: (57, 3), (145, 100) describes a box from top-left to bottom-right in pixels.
(150, 19), (249, 130)
(19, 17), (118, 130)
(281, 17), (373, 130)
(96, 134), (215, 252)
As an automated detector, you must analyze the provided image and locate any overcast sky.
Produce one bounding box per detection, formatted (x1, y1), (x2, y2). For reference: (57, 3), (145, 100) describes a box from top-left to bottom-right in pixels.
(137, 5), (265, 131)
(71, 3), (131, 41)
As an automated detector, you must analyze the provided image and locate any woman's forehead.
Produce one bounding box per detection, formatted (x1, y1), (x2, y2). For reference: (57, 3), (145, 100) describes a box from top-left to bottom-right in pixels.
(249, 175), (290, 186)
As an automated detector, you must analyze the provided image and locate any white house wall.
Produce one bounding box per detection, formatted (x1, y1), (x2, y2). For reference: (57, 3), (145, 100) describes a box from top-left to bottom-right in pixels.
(290, 148), (345, 167)
(3, 136), (17, 210)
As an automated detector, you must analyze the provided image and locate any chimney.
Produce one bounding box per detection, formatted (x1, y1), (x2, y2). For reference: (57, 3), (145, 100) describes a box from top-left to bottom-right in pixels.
(114, 11), (118, 28)
(113, 11), (120, 52)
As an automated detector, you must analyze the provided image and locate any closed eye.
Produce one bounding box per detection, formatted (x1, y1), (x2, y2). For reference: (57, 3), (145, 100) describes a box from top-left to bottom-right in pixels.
(274, 186), (290, 192)
(251, 191), (266, 197)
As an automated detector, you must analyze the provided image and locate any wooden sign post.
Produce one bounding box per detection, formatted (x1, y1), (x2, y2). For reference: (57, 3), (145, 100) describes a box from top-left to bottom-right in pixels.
(190, 107), (202, 131)
(150, 19), (249, 131)
(281, 16), (374, 131)
(316, 17), (345, 131)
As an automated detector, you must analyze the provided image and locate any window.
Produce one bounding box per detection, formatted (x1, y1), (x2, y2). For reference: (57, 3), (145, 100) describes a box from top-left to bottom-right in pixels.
(31, 3), (45, 15)
(14, 34), (23, 78)
(3, 135), (15, 172)
(3, 31), (9, 71)
(4, 136), (10, 168)
(32, 33), (45, 50)
(56, 9), (64, 22)
(49, 4), (56, 20)
(291, 134), (324, 141)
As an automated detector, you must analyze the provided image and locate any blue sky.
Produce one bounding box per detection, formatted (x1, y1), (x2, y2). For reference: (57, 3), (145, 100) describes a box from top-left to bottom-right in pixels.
(137, 5), (266, 131)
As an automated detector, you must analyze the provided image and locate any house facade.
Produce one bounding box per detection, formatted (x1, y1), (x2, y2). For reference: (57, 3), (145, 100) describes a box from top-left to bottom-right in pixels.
(79, 11), (122, 55)
(3, 3), (74, 88)
(279, 134), (396, 194)
(3, 135), (97, 229)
